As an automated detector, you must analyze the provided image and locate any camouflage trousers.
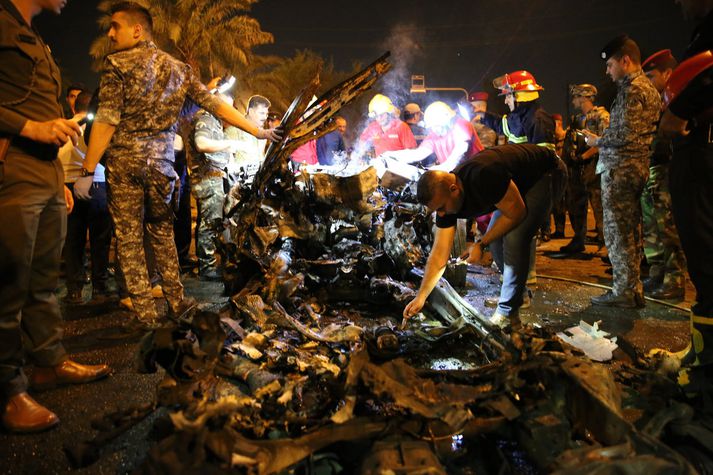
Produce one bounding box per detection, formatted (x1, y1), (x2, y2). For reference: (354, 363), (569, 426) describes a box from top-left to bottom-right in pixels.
(107, 164), (183, 321)
(565, 159), (604, 245)
(192, 176), (225, 273)
(601, 164), (648, 296)
(583, 159), (604, 245)
(641, 164), (686, 287)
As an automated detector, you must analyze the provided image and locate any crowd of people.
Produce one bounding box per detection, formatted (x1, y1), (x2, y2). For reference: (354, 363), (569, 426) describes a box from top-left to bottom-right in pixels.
(1, 0), (711, 434)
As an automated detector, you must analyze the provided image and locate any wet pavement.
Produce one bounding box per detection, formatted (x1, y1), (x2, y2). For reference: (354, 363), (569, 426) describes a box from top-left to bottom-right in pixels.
(0, 232), (692, 474)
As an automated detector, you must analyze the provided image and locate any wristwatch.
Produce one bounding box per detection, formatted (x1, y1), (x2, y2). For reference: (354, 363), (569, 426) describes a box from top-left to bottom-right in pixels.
(80, 167), (95, 177)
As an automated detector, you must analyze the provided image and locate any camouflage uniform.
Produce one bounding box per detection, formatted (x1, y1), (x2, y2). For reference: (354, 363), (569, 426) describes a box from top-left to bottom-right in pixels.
(596, 70), (662, 297)
(189, 110), (231, 274)
(641, 132), (687, 291)
(225, 125), (265, 184)
(95, 40), (221, 322)
(564, 106), (609, 247)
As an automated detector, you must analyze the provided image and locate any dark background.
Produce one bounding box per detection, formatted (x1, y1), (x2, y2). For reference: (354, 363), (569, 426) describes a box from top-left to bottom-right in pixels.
(36, 0), (695, 118)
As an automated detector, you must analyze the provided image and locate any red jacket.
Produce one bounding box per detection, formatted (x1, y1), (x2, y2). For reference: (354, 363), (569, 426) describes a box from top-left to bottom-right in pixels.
(359, 118), (417, 156)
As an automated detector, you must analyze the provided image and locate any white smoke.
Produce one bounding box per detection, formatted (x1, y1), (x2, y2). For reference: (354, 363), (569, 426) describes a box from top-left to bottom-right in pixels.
(350, 24), (423, 160)
(378, 24), (423, 109)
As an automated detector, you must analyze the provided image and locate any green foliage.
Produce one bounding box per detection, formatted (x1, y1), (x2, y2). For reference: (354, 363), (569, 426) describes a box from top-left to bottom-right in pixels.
(235, 49), (362, 114)
(89, 1), (363, 118)
(90, 0), (273, 78)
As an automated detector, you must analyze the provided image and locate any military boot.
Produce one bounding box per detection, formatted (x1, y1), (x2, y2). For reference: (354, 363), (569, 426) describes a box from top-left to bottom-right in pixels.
(591, 289), (645, 308)
(559, 239), (585, 254)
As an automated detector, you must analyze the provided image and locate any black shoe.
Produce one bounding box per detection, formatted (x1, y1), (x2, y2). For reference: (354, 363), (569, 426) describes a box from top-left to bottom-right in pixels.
(179, 257), (199, 273)
(650, 284), (685, 300)
(199, 268), (222, 282)
(643, 275), (664, 294)
(559, 240), (585, 254)
(591, 290), (644, 308)
(63, 289), (84, 305)
(551, 231), (565, 239)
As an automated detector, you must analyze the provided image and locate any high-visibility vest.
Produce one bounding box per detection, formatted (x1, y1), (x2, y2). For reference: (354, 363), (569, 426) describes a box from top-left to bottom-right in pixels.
(502, 115), (556, 152)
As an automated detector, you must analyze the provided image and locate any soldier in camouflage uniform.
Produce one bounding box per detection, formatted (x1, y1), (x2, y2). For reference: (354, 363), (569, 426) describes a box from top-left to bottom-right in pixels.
(640, 49), (686, 300)
(190, 93), (237, 281)
(224, 95), (269, 185)
(559, 84), (609, 254)
(74, 2), (278, 326)
(584, 35), (662, 308)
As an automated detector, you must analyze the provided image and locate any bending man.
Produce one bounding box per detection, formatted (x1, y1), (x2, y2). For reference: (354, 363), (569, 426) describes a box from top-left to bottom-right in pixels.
(403, 144), (563, 328)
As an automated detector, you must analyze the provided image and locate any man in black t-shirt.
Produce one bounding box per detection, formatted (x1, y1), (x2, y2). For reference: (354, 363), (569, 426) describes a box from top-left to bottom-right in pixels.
(403, 144), (562, 328)
(657, 1), (713, 386)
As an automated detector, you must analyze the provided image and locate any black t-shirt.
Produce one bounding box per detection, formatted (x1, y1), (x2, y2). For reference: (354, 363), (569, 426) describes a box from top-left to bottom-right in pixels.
(435, 144), (557, 228)
(669, 10), (713, 129)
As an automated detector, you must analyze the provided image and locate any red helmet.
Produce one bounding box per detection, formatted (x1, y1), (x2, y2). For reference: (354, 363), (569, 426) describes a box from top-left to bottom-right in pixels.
(493, 70), (544, 95)
(663, 50), (713, 108)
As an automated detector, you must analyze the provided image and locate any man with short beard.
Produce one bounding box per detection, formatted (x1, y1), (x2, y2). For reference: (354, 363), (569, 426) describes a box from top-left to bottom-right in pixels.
(583, 35), (662, 308)
(640, 49), (687, 300)
(75, 2), (280, 328)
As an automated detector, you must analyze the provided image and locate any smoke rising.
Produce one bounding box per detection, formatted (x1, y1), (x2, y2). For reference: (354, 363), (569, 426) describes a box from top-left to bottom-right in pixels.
(378, 23), (423, 109)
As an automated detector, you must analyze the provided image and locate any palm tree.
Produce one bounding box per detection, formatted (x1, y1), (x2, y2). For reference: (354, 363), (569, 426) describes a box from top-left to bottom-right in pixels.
(236, 49), (363, 113)
(90, 0), (273, 79)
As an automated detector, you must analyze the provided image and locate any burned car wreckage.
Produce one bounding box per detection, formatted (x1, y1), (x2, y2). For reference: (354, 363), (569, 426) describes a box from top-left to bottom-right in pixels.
(72, 54), (713, 474)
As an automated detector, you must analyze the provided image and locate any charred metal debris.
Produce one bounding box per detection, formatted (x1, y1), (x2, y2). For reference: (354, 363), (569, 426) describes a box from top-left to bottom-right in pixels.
(82, 54), (713, 474)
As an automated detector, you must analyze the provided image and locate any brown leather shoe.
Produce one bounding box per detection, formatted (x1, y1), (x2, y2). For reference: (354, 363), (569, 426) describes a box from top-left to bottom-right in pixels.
(30, 360), (111, 391)
(2, 392), (59, 433)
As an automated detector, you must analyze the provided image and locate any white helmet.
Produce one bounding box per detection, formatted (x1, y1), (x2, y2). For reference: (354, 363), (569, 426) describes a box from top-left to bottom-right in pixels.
(424, 101), (456, 129)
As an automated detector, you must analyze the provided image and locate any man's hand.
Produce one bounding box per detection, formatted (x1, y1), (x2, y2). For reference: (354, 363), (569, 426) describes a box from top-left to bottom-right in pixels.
(258, 127), (283, 142)
(64, 185), (74, 214)
(73, 176), (94, 200)
(206, 77), (222, 91)
(21, 119), (82, 147)
(580, 129), (599, 147)
(461, 241), (484, 265)
(402, 294), (426, 324)
(659, 109), (689, 138)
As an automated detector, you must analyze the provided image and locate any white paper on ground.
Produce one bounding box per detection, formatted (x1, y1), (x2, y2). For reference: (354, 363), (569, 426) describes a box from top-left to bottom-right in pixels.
(557, 320), (618, 362)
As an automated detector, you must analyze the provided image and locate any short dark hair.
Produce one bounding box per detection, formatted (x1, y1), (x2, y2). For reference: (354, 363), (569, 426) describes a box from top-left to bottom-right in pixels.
(611, 37), (641, 65)
(66, 83), (85, 96)
(110, 2), (153, 35)
(247, 95), (271, 111)
(416, 171), (445, 205)
(74, 91), (92, 113)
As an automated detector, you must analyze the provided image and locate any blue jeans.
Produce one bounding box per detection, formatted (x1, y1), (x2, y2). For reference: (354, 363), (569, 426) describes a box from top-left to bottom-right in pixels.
(488, 173), (554, 317)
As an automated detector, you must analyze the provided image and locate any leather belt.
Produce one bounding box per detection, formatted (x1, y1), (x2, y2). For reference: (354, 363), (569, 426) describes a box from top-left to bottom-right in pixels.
(8, 136), (58, 162)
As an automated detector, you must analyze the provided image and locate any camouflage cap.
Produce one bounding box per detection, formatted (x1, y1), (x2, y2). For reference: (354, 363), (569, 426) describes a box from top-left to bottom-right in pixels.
(570, 83), (598, 98)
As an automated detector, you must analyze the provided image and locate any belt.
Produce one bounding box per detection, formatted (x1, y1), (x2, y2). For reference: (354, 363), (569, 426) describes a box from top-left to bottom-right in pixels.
(8, 136), (58, 162)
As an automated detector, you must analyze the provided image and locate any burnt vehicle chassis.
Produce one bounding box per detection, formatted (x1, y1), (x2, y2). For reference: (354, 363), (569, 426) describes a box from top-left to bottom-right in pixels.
(74, 54), (713, 474)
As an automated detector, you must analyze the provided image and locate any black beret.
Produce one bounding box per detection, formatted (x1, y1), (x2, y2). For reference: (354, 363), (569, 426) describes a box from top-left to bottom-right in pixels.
(601, 34), (630, 61)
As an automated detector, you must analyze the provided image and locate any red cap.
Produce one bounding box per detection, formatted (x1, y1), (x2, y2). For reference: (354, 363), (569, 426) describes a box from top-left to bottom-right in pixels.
(551, 113), (563, 122)
(643, 49), (678, 72)
(468, 91), (489, 102)
(663, 50), (713, 107)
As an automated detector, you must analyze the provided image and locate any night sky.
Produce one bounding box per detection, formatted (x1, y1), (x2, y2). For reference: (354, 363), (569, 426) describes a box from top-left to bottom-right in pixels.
(35, 0), (695, 118)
